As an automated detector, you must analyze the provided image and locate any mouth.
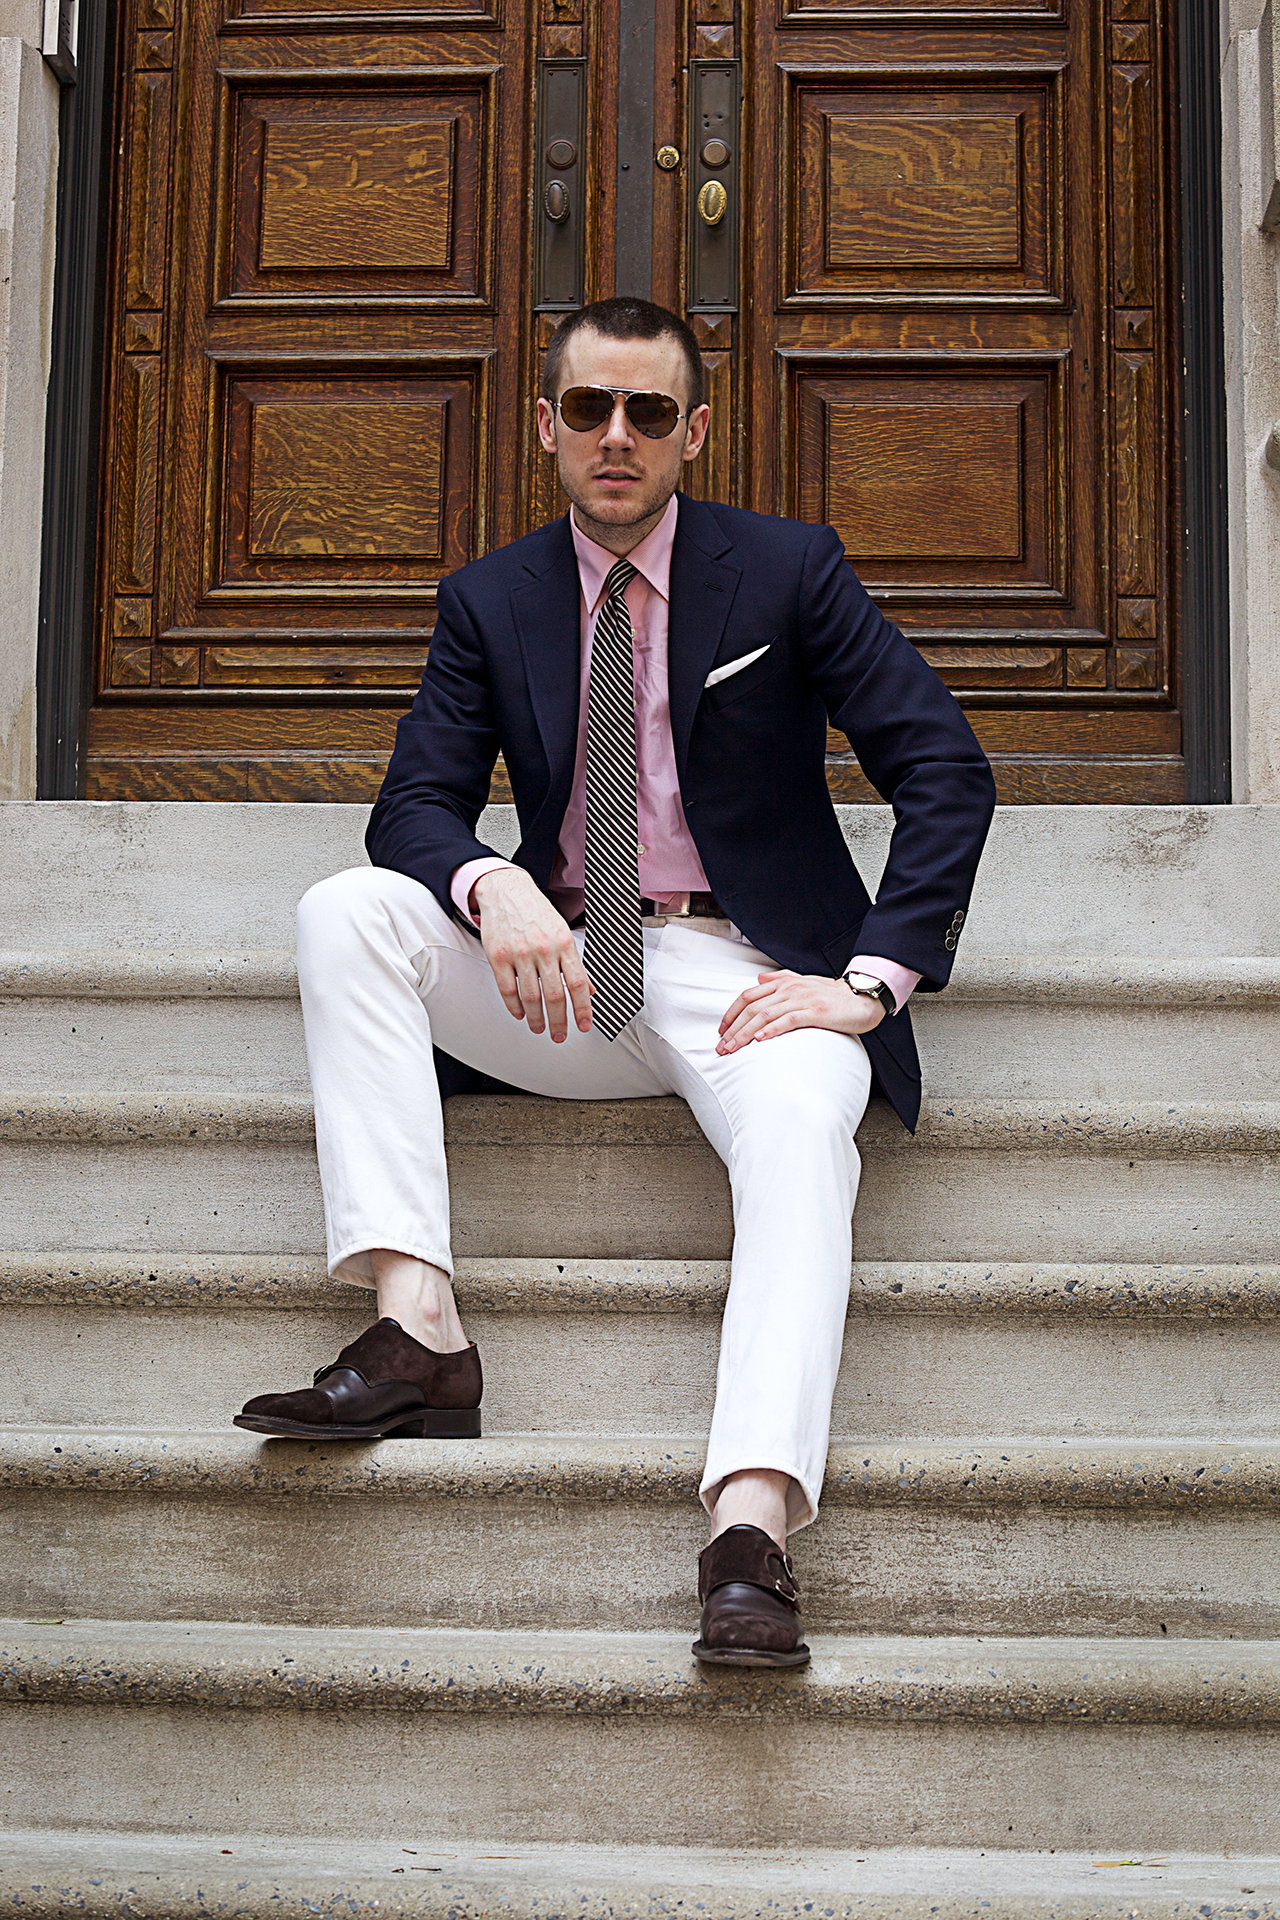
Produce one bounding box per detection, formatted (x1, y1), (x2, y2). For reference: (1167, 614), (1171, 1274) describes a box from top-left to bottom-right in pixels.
(591, 469), (643, 489)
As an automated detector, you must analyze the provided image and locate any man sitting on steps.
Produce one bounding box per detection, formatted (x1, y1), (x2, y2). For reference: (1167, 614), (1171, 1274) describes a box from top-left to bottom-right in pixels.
(235, 296), (997, 1669)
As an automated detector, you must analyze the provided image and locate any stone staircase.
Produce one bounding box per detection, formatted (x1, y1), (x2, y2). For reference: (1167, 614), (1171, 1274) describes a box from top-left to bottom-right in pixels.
(2, 799), (1280, 1916)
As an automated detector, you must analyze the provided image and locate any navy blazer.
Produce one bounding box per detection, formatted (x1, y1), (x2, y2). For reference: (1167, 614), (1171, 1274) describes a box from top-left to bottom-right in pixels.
(367, 495), (996, 1130)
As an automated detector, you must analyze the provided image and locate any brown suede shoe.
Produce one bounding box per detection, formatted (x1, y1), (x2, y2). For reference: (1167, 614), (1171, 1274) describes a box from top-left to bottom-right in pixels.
(234, 1317), (482, 1439)
(692, 1523), (810, 1668)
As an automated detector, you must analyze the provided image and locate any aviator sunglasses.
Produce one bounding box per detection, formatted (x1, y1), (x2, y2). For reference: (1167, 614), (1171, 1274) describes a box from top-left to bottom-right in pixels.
(554, 385), (686, 440)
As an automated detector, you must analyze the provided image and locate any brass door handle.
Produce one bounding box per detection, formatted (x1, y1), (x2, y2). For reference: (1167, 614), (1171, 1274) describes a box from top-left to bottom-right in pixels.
(544, 180), (570, 223)
(697, 179), (727, 226)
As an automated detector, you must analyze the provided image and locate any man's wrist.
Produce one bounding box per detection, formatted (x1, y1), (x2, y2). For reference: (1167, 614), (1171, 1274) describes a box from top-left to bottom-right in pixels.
(450, 856), (516, 925)
(842, 969), (897, 1019)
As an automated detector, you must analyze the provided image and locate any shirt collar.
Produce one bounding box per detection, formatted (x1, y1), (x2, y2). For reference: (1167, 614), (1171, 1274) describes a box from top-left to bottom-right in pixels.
(570, 493), (678, 612)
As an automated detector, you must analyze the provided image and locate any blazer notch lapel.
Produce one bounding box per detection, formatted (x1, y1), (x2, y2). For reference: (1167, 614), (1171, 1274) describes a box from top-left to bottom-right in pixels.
(510, 519), (581, 791)
(667, 503), (740, 777)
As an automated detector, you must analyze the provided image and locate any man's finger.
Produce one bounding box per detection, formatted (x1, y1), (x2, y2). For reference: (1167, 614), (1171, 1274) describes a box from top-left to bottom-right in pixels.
(561, 946), (594, 1032)
(719, 996), (786, 1050)
(513, 955), (546, 1033)
(489, 952), (526, 1022)
(539, 955), (571, 1043)
(719, 981), (773, 1032)
(756, 1010), (806, 1041)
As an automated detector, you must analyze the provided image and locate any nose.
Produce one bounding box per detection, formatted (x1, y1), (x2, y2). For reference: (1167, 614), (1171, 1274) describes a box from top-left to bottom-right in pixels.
(600, 394), (635, 450)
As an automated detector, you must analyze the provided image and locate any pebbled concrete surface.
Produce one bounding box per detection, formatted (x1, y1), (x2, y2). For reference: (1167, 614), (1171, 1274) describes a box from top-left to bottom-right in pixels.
(7, 1252), (1280, 1316)
(4, 1430), (1280, 1511)
(4, 1620), (1280, 1723)
(5, 1092), (1280, 1153)
(1, 1832), (1279, 1920)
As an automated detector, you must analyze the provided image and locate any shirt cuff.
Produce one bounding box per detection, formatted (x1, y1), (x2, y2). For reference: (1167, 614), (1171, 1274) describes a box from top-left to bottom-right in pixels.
(847, 955), (921, 1015)
(450, 856), (516, 925)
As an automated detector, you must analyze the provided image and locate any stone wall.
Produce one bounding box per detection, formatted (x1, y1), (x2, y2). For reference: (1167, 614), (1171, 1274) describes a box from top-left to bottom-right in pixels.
(0, 0), (59, 800)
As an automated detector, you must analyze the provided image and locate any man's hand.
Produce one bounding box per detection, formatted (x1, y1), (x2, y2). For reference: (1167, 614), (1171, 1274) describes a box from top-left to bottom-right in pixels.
(473, 868), (593, 1043)
(716, 970), (886, 1055)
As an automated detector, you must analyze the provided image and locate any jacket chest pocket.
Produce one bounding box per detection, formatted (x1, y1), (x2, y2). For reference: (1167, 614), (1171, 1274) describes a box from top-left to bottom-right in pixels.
(701, 636), (786, 712)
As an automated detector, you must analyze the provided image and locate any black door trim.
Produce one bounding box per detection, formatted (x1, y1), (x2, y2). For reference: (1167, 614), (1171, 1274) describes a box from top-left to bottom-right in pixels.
(35, 0), (117, 798)
(1178, 0), (1232, 803)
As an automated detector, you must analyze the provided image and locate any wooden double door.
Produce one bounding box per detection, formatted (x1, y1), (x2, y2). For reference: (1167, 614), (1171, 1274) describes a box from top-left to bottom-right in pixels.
(89, 0), (1185, 803)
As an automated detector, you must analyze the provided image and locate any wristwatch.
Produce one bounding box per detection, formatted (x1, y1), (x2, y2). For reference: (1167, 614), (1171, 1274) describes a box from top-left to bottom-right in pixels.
(842, 970), (897, 1018)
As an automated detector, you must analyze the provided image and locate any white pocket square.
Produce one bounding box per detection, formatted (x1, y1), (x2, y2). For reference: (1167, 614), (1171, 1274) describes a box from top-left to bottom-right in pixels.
(704, 645), (771, 689)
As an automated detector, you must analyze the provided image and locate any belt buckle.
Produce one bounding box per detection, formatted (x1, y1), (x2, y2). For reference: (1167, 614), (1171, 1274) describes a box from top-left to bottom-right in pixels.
(672, 891), (692, 919)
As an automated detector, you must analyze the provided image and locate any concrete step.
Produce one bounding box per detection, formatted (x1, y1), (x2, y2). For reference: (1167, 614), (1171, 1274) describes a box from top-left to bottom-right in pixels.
(5, 950), (1280, 1102)
(2, 1092), (1278, 1261)
(5, 804), (1279, 956)
(6, 1427), (1280, 1634)
(4, 1252), (1280, 1441)
(4, 1830), (1279, 1920)
(3, 1620), (1280, 1851)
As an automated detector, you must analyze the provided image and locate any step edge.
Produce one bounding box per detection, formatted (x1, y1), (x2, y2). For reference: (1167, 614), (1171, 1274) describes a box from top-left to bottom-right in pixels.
(5, 950), (1280, 1006)
(3, 1430), (1277, 1510)
(7, 1253), (1280, 1317)
(5, 1093), (1280, 1152)
(2, 1620), (1278, 1724)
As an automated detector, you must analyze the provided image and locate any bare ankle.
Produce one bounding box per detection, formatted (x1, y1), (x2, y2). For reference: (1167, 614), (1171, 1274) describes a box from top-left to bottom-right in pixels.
(710, 1469), (792, 1551)
(369, 1250), (470, 1354)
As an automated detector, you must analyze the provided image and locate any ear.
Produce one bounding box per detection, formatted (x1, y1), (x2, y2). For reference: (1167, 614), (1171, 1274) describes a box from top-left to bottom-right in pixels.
(535, 396), (558, 456)
(682, 403), (711, 462)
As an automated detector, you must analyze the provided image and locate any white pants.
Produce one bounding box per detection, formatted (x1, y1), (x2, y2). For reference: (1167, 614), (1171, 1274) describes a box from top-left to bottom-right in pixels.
(296, 866), (872, 1530)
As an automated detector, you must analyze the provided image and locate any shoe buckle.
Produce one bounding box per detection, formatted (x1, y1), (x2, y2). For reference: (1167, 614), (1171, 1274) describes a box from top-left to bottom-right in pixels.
(772, 1551), (799, 1604)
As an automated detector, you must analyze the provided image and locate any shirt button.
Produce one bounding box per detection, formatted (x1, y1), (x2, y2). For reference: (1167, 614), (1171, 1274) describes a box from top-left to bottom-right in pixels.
(638, 844), (646, 856)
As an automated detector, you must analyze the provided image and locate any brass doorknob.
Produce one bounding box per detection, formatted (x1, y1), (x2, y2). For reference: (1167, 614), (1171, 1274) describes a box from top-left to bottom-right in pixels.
(696, 180), (727, 226)
(544, 180), (570, 222)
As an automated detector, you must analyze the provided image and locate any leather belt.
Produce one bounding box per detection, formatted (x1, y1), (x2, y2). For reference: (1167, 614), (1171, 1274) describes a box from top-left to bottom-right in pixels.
(640, 891), (727, 919)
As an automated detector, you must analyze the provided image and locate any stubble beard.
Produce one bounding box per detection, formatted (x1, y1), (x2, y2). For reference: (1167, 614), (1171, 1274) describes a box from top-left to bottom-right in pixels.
(559, 462), (679, 548)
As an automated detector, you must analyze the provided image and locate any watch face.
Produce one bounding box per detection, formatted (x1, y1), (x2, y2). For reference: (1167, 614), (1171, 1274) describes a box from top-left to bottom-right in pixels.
(844, 972), (880, 992)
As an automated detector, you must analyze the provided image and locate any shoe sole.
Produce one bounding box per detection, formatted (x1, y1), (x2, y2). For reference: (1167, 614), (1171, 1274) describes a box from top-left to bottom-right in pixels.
(232, 1409), (481, 1440)
(690, 1640), (811, 1669)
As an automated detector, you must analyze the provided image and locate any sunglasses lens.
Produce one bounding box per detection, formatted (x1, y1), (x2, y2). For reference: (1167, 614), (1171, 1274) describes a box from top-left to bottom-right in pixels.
(558, 386), (614, 432)
(625, 393), (680, 438)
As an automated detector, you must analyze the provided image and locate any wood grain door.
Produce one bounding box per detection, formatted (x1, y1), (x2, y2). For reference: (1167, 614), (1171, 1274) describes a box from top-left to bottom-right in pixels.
(90, 0), (1184, 803)
(667, 0), (1183, 802)
(90, 0), (597, 797)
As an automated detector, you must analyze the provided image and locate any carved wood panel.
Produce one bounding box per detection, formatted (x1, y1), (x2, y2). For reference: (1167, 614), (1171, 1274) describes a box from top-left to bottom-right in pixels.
(89, 0), (532, 796)
(744, 0), (1184, 803)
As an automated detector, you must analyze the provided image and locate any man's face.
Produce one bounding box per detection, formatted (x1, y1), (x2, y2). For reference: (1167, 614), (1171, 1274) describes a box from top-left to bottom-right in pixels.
(535, 328), (710, 538)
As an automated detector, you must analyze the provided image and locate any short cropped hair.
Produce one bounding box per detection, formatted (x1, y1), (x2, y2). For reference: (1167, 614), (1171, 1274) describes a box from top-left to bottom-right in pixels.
(540, 298), (706, 412)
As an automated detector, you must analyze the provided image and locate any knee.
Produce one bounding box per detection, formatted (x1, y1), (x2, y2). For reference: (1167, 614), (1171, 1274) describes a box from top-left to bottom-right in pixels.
(296, 867), (378, 951)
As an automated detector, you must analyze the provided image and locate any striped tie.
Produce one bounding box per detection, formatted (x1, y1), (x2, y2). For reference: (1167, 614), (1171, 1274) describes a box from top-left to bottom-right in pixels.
(584, 558), (644, 1041)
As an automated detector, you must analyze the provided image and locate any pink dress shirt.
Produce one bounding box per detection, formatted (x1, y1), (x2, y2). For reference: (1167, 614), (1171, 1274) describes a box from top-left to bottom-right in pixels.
(449, 497), (919, 1013)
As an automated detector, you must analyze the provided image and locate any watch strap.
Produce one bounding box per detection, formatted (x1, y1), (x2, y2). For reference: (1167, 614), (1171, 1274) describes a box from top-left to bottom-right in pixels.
(842, 972), (897, 1018)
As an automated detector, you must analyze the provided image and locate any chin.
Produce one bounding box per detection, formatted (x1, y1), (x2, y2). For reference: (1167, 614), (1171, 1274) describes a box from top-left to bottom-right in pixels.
(585, 489), (662, 523)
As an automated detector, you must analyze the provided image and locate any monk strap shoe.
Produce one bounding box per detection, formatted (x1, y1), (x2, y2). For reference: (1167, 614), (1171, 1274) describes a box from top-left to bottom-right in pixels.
(692, 1522), (810, 1669)
(234, 1317), (481, 1440)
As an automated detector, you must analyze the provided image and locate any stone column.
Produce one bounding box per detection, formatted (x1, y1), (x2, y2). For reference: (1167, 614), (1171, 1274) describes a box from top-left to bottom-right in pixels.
(0, 0), (59, 799)
(1222, 0), (1280, 800)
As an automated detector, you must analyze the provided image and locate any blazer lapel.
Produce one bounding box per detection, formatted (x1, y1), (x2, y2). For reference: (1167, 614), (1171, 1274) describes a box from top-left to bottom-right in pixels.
(509, 516), (582, 791)
(667, 495), (742, 781)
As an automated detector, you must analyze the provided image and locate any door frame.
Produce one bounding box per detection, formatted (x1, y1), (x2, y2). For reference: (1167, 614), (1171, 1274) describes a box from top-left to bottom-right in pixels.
(1177, 0), (1232, 803)
(36, 0), (119, 799)
(35, 0), (1233, 802)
